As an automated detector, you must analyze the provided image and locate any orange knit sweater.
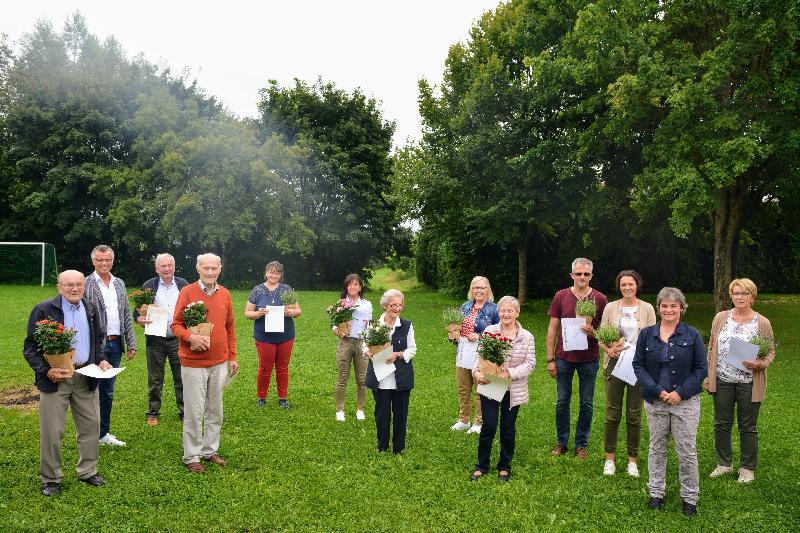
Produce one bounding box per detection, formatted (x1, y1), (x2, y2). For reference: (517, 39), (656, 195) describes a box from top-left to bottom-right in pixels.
(171, 282), (237, 368)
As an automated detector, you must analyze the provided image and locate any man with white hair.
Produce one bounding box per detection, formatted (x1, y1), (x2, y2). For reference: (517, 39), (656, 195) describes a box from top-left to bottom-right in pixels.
(171, 253), (238, 473)
(24, 270), (112, 495)
(134, 253), (189, 426)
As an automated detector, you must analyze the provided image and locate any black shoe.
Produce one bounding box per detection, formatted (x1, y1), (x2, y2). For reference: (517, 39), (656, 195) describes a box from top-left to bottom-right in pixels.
(79, 474), (105, 486)
(683, 501), (697, 516)
(498, 470), (511, 482)
(257, 399), (266, 408)
(648, 497), (664, 510)
(278, 399), (289, 409)
(40, 482), (61, 496)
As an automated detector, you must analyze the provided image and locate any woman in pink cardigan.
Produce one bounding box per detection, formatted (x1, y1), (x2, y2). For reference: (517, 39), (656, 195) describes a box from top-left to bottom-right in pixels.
(704, 278), (776, 483)
(470, 296), (535, 481)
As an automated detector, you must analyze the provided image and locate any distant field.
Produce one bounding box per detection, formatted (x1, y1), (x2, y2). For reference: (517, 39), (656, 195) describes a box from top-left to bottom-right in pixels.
(1, 280), (798, 531)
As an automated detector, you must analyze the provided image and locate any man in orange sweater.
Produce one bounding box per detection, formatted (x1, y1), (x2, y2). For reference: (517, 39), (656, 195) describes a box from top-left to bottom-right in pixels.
(171, 253), (238, 473)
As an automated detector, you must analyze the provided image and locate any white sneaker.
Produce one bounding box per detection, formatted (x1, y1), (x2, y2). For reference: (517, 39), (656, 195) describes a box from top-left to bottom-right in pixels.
(737, 468), (755, 483)
(99, 433), (126, 447)
(709, 465), (733, 478)
(603, 460), (616, 476)
(627, 462), (640, 478)
(355, 410), (366, 421)
(466, 424), (482, 434)
(335, 411), (345, 422)
(451, 421), (470, 431)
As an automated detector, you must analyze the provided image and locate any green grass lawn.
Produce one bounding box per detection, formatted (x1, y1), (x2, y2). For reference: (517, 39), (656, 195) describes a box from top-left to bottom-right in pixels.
(1, 280), (798, 531)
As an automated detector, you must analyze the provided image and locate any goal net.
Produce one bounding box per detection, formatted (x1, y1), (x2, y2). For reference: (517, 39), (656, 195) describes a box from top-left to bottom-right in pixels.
(0, 242), (59, 285)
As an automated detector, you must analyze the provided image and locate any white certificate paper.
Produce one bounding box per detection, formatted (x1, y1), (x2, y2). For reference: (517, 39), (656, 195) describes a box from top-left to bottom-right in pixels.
(144, 305), (169, 337)
(456, 338), (478, 369)
(372, 345), (396, 382)
(264, 306), (285, 333)
(611, 342), (638, 386)
(477, 374), (511, 402)
(727, 337), (759, 373)
(561, 318), (588, 351)
(75, 365), (125, 379)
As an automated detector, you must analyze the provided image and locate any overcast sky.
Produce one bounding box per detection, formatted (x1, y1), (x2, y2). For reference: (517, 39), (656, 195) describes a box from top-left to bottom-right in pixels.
(2, 1), (501, 146)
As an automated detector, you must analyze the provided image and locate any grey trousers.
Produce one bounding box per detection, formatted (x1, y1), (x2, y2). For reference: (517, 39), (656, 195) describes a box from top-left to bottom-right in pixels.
(181, 362), (227, 464)
(39, 373), (100, 483)
(145, 336), (184, 419)
(335, 337), (368, 411)
(644, 395), (701, 505)
(713, 380), (761, 470)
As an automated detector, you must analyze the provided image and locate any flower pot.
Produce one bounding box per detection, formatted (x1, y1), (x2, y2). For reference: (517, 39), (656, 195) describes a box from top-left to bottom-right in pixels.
(368, 343), (390, 356)
(445, 323), (461, 342)
(478, 358), (504, 377)
(285, 303), (300, 313)
(188, 322), (214, 337)
(336, 321), (351, 338)
(44, 349), (76, 377)
(138, 304), (151, 317)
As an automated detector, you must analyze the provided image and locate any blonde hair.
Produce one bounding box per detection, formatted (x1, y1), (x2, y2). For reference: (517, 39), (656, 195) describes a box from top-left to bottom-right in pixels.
(467, 276), (494, 302)
(729, 278), (758, 301)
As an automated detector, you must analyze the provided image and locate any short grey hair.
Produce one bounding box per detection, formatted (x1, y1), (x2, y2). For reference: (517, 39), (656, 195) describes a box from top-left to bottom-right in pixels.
(496, 295), (520, 312)
(155, 253), (175, 266)
(380, 289), (404, 309)
(196, 253), (222, 268)
(656, 287), (688, 312)
(91, 244), (114, 260)
(571, 257), (593, 272)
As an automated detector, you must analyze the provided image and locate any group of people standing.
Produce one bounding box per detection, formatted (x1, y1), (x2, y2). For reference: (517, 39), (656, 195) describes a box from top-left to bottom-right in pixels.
(23, 251), (776, 516)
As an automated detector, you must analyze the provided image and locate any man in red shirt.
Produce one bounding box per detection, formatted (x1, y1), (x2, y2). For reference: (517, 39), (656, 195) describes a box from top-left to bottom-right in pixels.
(171, 253), (238, 473)
(545, 258), (607, 460)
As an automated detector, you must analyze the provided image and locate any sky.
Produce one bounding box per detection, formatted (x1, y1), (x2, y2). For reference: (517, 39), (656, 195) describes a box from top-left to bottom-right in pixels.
(2, 0), (501, 147)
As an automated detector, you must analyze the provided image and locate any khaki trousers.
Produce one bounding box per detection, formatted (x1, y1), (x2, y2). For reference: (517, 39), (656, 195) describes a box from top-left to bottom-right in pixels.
(39, 373), (100, 483)
(456, 366), (482, 425)
(335, 337), (368, 411)
(181, 362), (227, 464)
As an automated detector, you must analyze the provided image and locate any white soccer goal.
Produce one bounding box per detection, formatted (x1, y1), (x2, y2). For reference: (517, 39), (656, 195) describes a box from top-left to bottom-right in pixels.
(0, 242), (59, 286)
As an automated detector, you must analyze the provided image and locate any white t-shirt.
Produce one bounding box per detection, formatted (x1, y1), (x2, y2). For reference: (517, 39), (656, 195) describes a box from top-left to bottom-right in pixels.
(94, 272), (120, 336)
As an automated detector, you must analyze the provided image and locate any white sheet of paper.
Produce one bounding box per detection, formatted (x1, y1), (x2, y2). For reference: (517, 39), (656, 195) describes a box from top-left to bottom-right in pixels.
(477, 374), (511, 402)
(727, 337), (759, 373)
(264, 306), (285, 333)
(75, 364), (125, 379)
(456, 338), (479, 369)
(372, 345), (396, 382)
(611, 342), (638, 386)
(561, 317), (589, 351)
(144, 305), (169, 337)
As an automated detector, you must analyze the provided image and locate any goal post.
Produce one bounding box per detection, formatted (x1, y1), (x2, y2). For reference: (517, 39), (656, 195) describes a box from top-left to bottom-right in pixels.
(0, 242), (59, 286)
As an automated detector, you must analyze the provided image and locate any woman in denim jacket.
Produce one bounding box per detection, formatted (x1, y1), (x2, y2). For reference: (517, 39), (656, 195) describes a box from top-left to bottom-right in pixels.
(451, 276), (500, 434)
(633, 287), (707, 517)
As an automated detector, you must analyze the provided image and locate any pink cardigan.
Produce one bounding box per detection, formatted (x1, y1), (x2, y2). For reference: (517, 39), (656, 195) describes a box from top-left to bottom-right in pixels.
(473, 322), (535, 408)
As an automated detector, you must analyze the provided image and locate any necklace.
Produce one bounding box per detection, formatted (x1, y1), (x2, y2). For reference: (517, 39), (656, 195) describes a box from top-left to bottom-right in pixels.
(571, 286), (592, 300)
(264, 283), (280, 304)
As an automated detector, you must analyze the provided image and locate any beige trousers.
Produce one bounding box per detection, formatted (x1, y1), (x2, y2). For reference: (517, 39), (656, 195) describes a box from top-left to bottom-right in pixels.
(335, 337), (368, 411)
(39, 373), (100, 483)
(456, 366), (482, 425)
(181, 362), (227, 464)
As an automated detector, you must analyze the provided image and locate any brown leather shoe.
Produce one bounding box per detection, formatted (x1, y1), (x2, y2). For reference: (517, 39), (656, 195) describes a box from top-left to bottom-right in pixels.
(147, 417), (158, 427)
(185, 462), (204, 474)
(575, 447), (588, 460)
(203, 454), (228, 466)
(551, 443), (568, 456)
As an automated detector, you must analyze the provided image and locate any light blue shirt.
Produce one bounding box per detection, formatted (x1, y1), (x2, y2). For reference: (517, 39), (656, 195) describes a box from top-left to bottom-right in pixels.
(62, 297), (90, 365)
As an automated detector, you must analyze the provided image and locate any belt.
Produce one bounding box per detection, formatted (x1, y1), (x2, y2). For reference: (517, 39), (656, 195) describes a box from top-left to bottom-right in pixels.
(107, 335), (120, 341)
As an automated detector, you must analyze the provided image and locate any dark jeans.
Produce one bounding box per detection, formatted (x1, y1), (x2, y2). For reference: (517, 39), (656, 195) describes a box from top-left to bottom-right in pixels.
(99, 339), (122, 438)
(555, 358), (599, 449)
(372, 389), (410, 454)
(476, 391), (519, 473)
(713, 380), (761, 470)
(146, 336), (184, 419)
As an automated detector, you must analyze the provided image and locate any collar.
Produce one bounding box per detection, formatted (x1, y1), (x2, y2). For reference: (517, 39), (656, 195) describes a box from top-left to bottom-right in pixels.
(379, 313), (401, 331)
(198, 279), (219, 295)
(60, 296), (83, 312)
(93, 271), (115, 285)
(159, 277), (175, 288)
(650, 321), (687, 338)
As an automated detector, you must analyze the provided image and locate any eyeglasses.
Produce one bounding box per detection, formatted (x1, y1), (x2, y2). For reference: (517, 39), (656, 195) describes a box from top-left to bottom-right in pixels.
(732, 292), (751, 297)
(572, 272), (592, 277)
(59, 283), (84, 289)
(473, 286), (487, 290)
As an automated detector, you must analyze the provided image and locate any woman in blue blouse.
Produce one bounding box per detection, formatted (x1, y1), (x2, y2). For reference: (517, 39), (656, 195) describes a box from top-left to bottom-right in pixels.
(633, 287), (707, 517)
(452, 276), (500, 434)
(244, 261), (302, 409)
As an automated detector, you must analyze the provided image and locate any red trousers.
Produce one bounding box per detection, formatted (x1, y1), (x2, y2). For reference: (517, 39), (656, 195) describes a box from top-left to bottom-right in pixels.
(255, 339), (294, 399)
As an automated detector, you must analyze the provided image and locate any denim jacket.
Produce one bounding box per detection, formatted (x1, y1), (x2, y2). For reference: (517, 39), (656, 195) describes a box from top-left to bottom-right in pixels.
(632, 322), (707, 403)
(460, 300), (500, 334)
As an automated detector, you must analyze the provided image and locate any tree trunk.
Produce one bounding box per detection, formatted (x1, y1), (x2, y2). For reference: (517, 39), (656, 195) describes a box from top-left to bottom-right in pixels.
(517, 233), (528, 305)
(712, 184), (744, 312)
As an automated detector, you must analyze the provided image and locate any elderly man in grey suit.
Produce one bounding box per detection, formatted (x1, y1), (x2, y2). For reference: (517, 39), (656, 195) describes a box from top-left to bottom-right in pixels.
(24, 270), (112, 496)
(134, 253), (189, 426)
(84, 244), (136, 447)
